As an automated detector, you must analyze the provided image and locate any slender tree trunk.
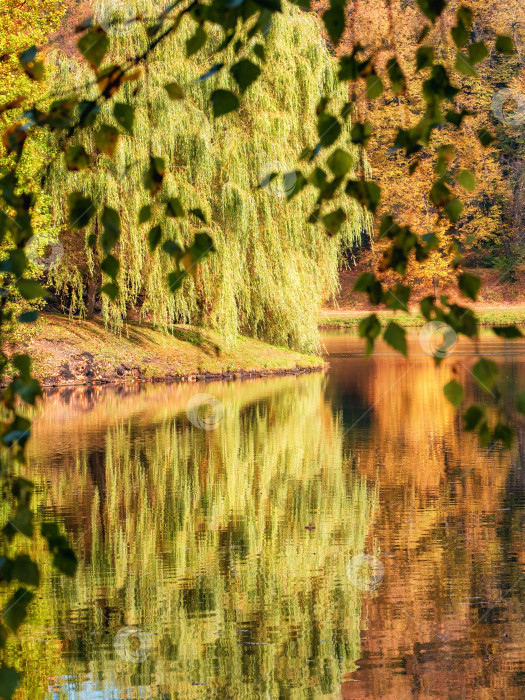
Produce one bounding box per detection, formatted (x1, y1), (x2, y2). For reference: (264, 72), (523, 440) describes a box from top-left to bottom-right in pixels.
(433, 276), (438, 303)
(86, 277), (97, 320)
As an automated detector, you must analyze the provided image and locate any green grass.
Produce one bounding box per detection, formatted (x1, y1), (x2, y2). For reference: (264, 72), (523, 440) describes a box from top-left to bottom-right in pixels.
(21, 313), (324, 384)
(319, 308), (525, 329)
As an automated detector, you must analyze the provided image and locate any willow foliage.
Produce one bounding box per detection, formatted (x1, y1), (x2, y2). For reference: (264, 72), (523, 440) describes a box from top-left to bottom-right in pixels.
(47, 0), (368, 351)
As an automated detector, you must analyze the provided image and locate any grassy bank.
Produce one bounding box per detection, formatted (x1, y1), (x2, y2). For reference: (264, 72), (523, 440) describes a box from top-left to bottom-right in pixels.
(21, 314), (323, 386)
(319, 308), (525, 329)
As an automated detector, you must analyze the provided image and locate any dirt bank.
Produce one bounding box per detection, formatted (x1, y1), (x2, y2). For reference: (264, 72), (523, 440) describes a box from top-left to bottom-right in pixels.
(19, 314), (324, 387)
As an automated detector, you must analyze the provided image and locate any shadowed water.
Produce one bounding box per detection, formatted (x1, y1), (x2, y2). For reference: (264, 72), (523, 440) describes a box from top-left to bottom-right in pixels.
(7, 331), (525, 698)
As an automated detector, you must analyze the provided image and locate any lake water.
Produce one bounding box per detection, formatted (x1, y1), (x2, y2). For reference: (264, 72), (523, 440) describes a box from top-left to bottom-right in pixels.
(12, 331), (525, 698)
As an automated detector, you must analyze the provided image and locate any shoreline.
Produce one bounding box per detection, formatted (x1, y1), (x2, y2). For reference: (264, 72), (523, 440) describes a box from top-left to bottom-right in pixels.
(318, 307), (525, 329)
(19, 313), (325, 388)
(38, 364), (324, 388)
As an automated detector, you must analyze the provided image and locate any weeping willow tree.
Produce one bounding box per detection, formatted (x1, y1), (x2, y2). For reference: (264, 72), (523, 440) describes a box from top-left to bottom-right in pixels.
(45, 0), (368, 352)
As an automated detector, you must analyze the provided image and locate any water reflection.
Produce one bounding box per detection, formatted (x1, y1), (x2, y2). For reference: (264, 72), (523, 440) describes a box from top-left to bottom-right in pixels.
(10, 331), (525, 698)
(325, 331), (525, 700)
(20, 374), (374, 699)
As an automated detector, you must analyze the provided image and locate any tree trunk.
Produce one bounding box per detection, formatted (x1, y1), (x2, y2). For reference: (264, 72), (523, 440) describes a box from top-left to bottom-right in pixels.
(86, 277), (97, 320)
(433, 276), (438, 303)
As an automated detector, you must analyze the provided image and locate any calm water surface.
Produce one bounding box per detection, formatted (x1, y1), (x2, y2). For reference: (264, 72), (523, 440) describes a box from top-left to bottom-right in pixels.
(12, 331), (525, 698)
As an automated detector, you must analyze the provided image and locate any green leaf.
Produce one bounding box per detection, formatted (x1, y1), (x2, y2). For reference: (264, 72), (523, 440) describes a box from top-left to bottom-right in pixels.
(101, 207), (120, 254)
(493, 422), (514, 448)
(68, 193), (95, 229)
(416, 46), (434, 70)
(455, 52), (478, 77)
(322, 6), (345, 45)
(53, 549), (78, 577)
(317, 114), (341, 147)
(113, 103), (134, 134)
(384, 283), (410, 311)
(77, 27), (109, 69)
(445, 108), (474, 128)
(457, 170), (475, 191)
(162, 240), (183, 257)
(166, 198), (184, 218)
(19, 46), (37, 65)
(468, 41), (488, 64)
(168, 270), (186, 293)
(326, 148), (353, 177)
(354, 272), (383, 305)
(18, 311), (38, 324)
(101, 254), (119, 279)
(94, 125), (120, 156)
(11, 555), (39, 587)
(477, 129), (496, 147)
(350, 122), (372, 147)
(148, 225), (162, 252)
(383, 321), (407, 357)
(164, 82), (184, 100)
(17, 378), (41, 406)
(3, 509), (34, 540)
(458, 272), (480, 301)
(13, 355), (30, 380)
(417, 0), (446, 22)
(64, 145), (90, 171)
(0, 664), (21, 700)
(495, 35), (514, 55)
(387, 58), (406, 94)
(322, 208), (346, 235)
(100, 282), (119, 300)
(230, 59), (261, 92)
(472, 358), (499, 391)
(253, 43), (265, 61)
(492, 325), (523, 339)
(16, 279), (48, 301)
(444, 198), (464, 223)
(143, 156), (166, 196)
(358, 314), (381, 357)
(190, 207), (207, 223)
(443, 379), (464, 408)
(186, 25), (207, 57)
(187, 232), (215, 262)
(2, 588), (33, 632)
(463, 404), (486, 431)
(138, 205), (151, 224)
(366, 73), (384, 99)
(345, 180), (381, 214)
(211, 90), (239, 118)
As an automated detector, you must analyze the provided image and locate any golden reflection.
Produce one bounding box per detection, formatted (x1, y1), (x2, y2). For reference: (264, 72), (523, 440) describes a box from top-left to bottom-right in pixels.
(19, 374), (375, 699)
(11, 332), (525, 699)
